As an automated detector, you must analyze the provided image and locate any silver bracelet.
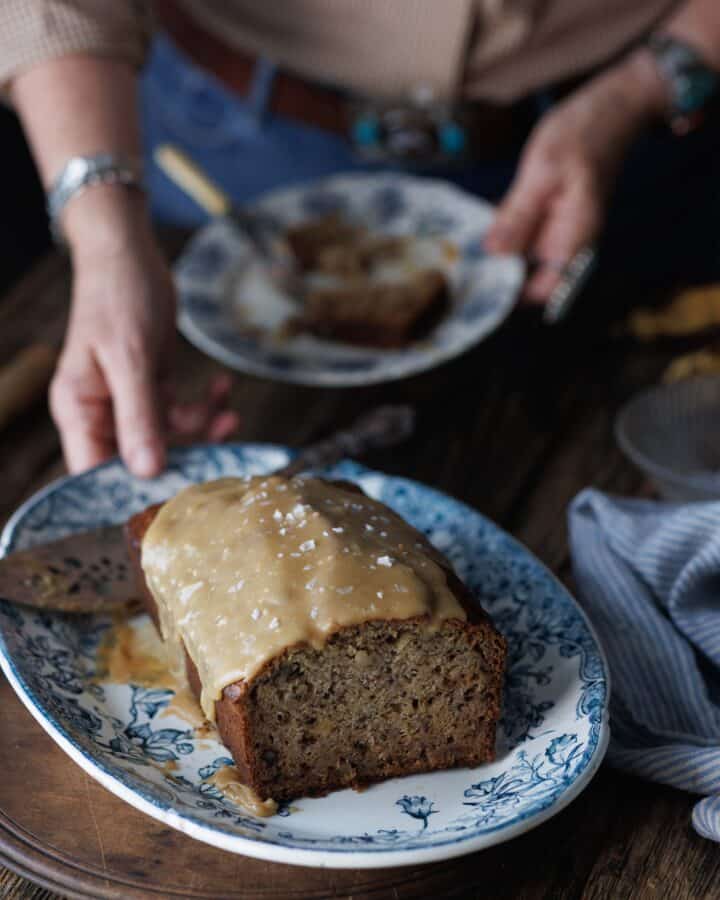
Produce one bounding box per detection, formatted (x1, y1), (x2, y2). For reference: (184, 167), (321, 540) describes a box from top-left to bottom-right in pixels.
(47, 153), (145, 244)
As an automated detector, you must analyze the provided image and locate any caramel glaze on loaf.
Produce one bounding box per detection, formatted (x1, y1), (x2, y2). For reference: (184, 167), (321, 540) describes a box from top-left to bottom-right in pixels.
(125, 484), (506, 803)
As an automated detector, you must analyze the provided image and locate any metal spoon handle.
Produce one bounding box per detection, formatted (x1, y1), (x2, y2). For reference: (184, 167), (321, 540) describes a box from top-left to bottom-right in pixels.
(279, 405), (416, 477)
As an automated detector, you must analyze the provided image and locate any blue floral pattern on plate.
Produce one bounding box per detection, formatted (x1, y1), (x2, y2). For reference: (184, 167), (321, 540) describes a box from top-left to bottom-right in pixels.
(0, 446), (608, 868)
(174, 173), (525, 387)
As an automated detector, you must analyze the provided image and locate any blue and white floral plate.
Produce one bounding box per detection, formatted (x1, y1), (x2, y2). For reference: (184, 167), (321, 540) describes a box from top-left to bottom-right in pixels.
(0, 446), (608, 869)
(174, 173), (524, 386)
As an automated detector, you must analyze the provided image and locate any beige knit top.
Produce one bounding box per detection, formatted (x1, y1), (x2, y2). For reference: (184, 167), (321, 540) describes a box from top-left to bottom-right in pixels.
(0, 0), (678, 103)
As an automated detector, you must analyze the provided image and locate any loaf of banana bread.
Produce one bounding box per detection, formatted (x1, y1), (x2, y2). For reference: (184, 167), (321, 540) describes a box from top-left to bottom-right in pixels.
(125, 475), (506, 804)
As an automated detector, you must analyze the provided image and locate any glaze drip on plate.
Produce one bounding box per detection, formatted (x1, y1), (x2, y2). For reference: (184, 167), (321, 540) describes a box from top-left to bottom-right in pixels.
(140, 475), (465, 719)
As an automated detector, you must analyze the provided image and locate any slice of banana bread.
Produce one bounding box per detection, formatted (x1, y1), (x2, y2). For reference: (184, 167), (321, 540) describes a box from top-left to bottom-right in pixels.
(284, 214), (363, 271)
(125, 477), (506, 804)
(299, 269), (449, 348)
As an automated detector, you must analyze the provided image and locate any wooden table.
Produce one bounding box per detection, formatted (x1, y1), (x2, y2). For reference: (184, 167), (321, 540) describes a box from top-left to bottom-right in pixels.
(0, 236), (717, 899)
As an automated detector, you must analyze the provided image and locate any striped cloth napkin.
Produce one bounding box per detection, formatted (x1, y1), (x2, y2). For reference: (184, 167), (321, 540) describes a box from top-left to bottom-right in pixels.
(568, 489), (720, 842)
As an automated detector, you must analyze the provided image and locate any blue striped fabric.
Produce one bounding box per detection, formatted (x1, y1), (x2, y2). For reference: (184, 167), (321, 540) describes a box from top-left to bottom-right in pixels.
(568, 489), (720, 842)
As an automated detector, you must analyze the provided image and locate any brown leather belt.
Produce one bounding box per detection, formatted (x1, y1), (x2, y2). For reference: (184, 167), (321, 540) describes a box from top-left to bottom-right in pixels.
(155, 0), (350, 135)
(154, 0), (530, 158)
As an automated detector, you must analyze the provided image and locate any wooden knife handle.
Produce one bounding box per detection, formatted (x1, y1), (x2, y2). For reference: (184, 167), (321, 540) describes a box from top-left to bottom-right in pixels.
(0, 343), (58, 431)
(154, 144), (232, 218)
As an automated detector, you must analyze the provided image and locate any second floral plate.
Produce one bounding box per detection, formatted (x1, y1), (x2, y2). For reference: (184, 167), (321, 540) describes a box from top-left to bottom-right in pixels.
(174, 173), (524, 386)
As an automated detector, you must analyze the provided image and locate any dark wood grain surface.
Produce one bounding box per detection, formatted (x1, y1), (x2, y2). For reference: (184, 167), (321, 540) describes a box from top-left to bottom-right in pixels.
(0, 235), (717, 900)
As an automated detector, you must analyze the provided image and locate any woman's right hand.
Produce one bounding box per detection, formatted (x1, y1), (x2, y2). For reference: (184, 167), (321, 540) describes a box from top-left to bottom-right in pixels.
(50, 186), (239, 477)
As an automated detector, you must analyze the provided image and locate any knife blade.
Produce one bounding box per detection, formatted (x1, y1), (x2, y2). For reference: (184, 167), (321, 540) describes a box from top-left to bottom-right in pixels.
(0, 405), (415, 615)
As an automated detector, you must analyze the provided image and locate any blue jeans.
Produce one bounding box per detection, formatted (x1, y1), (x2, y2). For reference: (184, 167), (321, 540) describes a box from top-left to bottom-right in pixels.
(140, 34), (720, 290)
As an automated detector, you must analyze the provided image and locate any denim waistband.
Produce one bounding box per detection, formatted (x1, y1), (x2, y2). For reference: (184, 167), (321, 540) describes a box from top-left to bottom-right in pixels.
(140, 34), (280, 149)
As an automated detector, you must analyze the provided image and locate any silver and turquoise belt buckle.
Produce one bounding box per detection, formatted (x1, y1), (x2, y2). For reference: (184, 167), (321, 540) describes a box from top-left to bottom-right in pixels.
(348, 93), (468, 167)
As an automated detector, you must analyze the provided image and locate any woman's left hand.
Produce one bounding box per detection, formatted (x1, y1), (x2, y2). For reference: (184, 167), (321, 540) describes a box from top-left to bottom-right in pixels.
(485, 50), (669, 303)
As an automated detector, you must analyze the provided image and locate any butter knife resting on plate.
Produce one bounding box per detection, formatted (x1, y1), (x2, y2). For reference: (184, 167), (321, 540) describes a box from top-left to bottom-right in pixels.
(0, 405), (414, 615)
(154, 144), (301, 296)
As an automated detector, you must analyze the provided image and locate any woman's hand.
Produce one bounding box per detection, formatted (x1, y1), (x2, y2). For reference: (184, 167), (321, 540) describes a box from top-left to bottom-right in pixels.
(50, 186), (239, 477)
(485, 50), (669, 303)
(11, 54), (242, 477)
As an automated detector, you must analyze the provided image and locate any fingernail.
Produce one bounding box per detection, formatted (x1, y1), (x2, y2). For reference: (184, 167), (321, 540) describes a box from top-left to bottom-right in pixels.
(130, 445), (162, 478)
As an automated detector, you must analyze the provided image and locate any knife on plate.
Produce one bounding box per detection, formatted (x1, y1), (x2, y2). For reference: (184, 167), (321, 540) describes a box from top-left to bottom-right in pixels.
(154, 144), (300, 295)
(0, 405), (414, 615)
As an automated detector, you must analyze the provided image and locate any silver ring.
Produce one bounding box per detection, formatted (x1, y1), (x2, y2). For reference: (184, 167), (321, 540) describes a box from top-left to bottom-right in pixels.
(543, 247), (597, 324)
